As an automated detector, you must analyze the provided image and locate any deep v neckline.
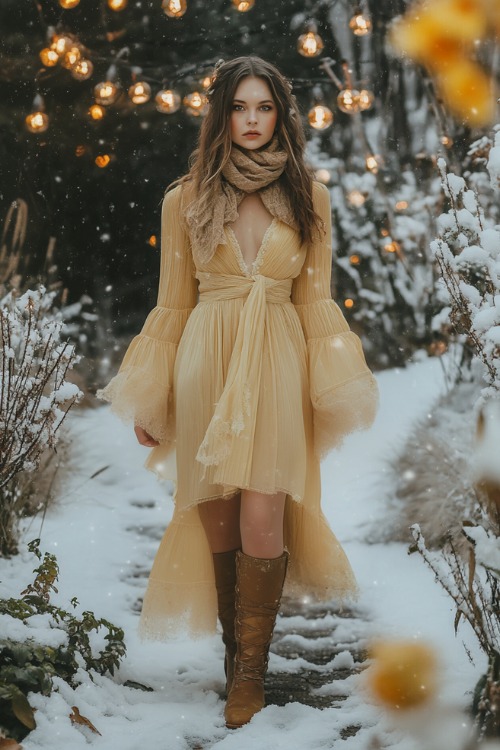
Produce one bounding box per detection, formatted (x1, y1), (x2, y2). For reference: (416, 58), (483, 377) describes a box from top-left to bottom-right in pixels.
(226, 218), (277, 277)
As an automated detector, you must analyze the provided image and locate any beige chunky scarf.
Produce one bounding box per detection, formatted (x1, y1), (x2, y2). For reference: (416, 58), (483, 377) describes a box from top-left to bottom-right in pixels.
(184, 135), (300, 267)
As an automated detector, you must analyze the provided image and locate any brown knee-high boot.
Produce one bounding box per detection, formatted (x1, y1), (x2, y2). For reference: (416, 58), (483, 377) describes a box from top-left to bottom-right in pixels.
(224, 550), (288, 729)
(212, 549), (239, 694)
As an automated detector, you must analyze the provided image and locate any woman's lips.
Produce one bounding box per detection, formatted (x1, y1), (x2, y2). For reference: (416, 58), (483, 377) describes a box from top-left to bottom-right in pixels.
(243, 133), (261, 138)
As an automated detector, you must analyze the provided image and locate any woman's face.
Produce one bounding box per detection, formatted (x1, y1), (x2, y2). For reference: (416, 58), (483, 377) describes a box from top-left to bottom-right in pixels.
(229, 76), (278, 150)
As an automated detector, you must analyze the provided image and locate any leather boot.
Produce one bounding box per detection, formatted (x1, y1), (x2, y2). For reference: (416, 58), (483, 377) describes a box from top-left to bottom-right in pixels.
(224, 550), (288, 729)
(212, 549), (238, 694)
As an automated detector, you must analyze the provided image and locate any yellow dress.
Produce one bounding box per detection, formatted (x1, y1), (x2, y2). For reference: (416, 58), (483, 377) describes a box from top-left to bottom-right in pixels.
(97, 180), (378, 640)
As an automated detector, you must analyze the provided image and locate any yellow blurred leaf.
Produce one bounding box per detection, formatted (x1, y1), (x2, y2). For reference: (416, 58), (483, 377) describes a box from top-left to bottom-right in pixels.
(69, 706), (102, 736)
(366, 640), (438, 710)
(436, 59), (496, 126)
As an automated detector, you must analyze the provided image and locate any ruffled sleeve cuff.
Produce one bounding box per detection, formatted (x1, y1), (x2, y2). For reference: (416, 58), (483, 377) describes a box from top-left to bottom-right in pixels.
(295, 299), (379, 458)
(96, 306), (192, 443)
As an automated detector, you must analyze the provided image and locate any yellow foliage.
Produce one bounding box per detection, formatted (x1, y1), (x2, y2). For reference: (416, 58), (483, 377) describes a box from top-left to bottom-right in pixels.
(366, 640), (438, 710)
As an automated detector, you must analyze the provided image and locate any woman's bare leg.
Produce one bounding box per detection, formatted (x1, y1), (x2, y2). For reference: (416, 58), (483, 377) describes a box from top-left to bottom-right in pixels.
(198, 493), (242, 553)
(239, 489), (286, 559)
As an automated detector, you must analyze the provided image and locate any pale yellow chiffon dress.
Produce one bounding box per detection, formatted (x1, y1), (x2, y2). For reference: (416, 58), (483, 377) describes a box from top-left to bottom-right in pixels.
(97, 180), (378, 640)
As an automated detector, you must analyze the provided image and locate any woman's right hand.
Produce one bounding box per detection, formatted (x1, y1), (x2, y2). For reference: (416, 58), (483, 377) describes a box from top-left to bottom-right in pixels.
(134, 425), (160, 447)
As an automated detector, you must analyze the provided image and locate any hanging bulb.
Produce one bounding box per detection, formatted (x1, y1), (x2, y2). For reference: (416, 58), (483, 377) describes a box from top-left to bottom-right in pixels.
(307, 105), (333, 130)
(71, 58), (94, 80)
(61, 45), (82, 69)
(89, 104), (106, 120)
(39, 47), (59, 66)
(50, 34), (73, 55)
(59, 0), (80, 7)
(25, 95), (49, 133)
(183, 91), (208, 116)
(95, 155), (111, 168)
(337, 89), (361, 114)
(347, 190), (366, 207)
(349, 13), (372, 35)
(162, 0), (187, 17)
(108, 0), (128, 9)
(314, 168), (331, 183)
(201, 75), (213, 90)
(25, 111), (49, 133)
(129, 81), (152, 104)
(357, 89), (374, 111)
(365, 154), (380, 173)
(297, 29), (324, 57)
(232, 0), (254, 10)
(94, 80), (121, 105)
(155, 89), (181, 113)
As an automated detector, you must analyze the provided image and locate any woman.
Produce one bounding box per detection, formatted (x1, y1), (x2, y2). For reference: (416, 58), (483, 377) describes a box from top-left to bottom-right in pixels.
(97, 56), (378, 729)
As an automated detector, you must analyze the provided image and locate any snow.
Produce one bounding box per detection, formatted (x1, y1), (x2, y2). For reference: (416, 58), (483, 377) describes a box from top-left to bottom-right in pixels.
(0, 356), (489, 749)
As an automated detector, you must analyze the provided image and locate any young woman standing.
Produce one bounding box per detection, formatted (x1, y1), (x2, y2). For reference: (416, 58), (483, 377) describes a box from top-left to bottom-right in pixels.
(97, 56), (378, 729)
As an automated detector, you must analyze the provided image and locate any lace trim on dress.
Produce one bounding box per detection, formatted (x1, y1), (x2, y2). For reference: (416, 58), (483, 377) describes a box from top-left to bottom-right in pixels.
(226, 218), (277, 277)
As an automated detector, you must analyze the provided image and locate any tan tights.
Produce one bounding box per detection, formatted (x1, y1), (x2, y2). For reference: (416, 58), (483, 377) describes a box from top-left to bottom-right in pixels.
(198, 489), (286, 559)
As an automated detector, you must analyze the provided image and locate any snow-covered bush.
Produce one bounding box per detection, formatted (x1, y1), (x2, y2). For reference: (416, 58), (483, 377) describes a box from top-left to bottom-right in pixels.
(307, 139), (444, 367)
(431, 128), (500, 402)
(0, 286), (83, 555)
(0, 539), (126, 743)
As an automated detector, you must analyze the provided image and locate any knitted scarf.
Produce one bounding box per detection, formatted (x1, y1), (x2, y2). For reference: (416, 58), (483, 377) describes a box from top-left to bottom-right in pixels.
(183, 135), (299, 267)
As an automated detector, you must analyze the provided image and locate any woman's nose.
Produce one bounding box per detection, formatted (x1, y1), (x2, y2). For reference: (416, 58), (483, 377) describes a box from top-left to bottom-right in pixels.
(247, 110), (257, 123)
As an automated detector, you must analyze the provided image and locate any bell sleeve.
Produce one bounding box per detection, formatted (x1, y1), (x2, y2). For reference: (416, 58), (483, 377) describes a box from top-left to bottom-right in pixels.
(96, 185), (197, 445)
(292, 181), (379, 459)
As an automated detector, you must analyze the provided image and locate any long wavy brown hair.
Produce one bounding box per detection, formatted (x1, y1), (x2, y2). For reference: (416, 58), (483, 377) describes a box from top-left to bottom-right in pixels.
(168, 56), (322, 246)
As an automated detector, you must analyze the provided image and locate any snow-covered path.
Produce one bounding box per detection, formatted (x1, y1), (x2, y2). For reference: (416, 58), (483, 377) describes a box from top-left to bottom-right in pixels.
(0, 357), (487, 749)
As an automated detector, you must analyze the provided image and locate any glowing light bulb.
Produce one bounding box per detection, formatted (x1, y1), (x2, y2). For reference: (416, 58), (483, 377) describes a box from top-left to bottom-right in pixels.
(358, 89), (374, 111)
(344, 298), (355, 308)
(61, 45), (82, 69)
(232, 0), (254, 9)
(95, 154), (111, 168)
(183, 91), (208, 116)
(59, 0), (80, 7)
(129, 81), (152, 104)
(25, 111), (49, 133)
(94, 81), (120, 105)
(39, 47), (59, 66)
(155, 89), (181, 113)
(89, 104), (105, 120)
(108, 0), (128, 8)
(71, 58), (93, 80)
(162, 0), (187, 17)
(349, 13), (372, 35)
(337, 89), (361, 114)
(347, 190), (366, 207)
(297, 30), (324, 57)
(308, 105), (333, 130)
(314, 168), (331, 183)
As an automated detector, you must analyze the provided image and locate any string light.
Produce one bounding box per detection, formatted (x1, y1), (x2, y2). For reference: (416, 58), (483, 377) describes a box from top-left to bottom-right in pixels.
(183, 91), (208, 116)
(314, 168), (331, 183)
(129, 81), (152, 104)
(95, 155), (111, 168)
(162, 0), (187, 17)
(59, 0), (80, 7)
(75, 145), (86, 156)
(89, 104), (105, 120)
(337, 89), (360, 114)
(308, 105), (333, 130)
(148, 235), (157, 247)
(108, 0), (128, 9)
(348, 13), (372, 36)
(71, 59), (94, 80)
(344, 298), (355, 308)
(297, 25), (324, 57)
(365, 154), (379, 173)
(50, 35), (74, 55)
(357, 89), (374, 111)
(347, 190), (366, 207)
(61, 45), (82, 69)
(25, 94), (49, 133)
(384, 240), (400, 253)
(395, 201), (408, 210)
(441, 135), (454, 147)
(155, 89), (181, 113)
(349, 254), (361, 265)
(94, 80), (121, 105)
(25, 111), (49, 134)
(39, 48), (59, 66)
(232, 0), (255, 10)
